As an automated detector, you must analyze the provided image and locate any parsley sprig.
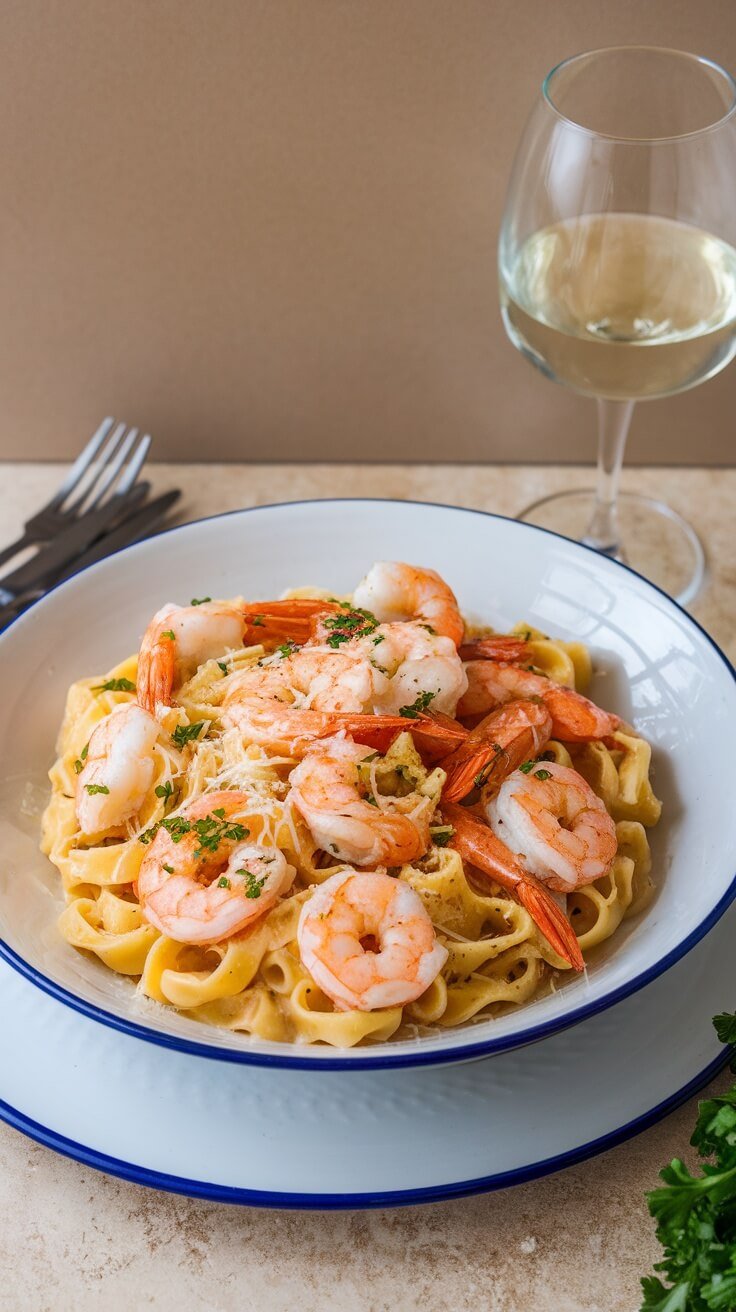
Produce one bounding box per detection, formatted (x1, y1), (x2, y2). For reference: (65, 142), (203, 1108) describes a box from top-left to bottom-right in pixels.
(321, 606), (379, 648)
(171, 722), (206, 749)
(92, 677), (136, 693)
(519, 759), (552, 781)
(640, 1011), (736, 1310)
(139, 807), (249, 857)
(236, 867), (267, 899)
(399, 690), (436, 719)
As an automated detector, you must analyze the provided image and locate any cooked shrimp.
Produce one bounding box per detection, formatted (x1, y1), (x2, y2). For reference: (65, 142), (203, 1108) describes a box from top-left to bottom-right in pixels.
(242, 598), (339, 645)
(362, 621), (467, 716)
(485, 762), (617, 893)
(76, 704), (161, 833)
(352, 561), (464, 646)
(297, 869), (448, 1011)
(442, 801), (584, 971)
(459, 660), (620, 743)
(441, 699), (553, 802)
(138, 790), (295, 944)
(137, 601), (246, 712)
(459, 636), (532, 663)
(289, 736), (432, 867)
(222, 644), (464, 758)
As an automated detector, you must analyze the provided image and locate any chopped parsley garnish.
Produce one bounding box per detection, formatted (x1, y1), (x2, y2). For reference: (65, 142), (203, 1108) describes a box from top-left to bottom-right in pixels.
(162, 630), (176, 640)
(84, 783), (109, 795)
(534, 768), (552, 781)
(236, 868), (267, 899)
(81, 743), (88, 760)
(138, 811), (249, 854)
(519, 760), (535, 774)
(92, 677), (136, 693)
(155, 781), (174, 803)
(190, 597), (211, 606)
(321, 607), (379, 648)
(276, 642), (299, 659)
(171, 722), (205, 749)
(163, 864), (174, 874)
(372, 634), (385, 646)
(217, 876), (231, 889)
(519, 760), (552, 781)
(431, 825), (454, 847)
(365, 793), (379, 808)
(399, 690), (436, 719)
(250, 615), (265, 627)
(217, 661), (229, 676)
(420, 623), (437, 635)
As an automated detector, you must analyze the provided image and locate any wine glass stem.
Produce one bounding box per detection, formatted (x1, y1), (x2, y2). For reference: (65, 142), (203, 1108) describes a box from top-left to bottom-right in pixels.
(581, 398), (635, 560)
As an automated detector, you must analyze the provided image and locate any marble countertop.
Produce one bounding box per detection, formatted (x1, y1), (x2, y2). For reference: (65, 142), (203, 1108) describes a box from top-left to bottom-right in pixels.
(1, 462), (734, 1312)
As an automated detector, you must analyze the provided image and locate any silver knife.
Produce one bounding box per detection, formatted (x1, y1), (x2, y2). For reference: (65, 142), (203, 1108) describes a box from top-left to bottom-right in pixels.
(0, 483), (148, 606)
(0, 489), (181, 627)
(53, 488), (181, 584)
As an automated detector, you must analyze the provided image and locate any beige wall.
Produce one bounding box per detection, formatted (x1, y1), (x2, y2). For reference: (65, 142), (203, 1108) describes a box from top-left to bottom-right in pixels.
(1, 0), (736, 464)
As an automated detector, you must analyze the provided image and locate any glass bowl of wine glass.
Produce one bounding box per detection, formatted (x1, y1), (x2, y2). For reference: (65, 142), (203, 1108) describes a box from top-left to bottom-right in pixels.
(499, 46), (736, 605)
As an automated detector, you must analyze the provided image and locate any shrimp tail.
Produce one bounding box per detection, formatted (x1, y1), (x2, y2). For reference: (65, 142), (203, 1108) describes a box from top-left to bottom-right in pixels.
(442, 801), (583, 972)
(242, 599), (340, 645)
(441, 701), (552, 802)
(459, 637), (532, 663)
(513, 879), (584, 972)
(137, 634), (175, 712)
(410, 711), (469, 760)
(314, 711), (466, 758)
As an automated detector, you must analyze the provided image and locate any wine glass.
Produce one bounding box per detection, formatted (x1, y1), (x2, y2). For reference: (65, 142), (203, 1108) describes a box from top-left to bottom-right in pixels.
(498, 47), (736, 605)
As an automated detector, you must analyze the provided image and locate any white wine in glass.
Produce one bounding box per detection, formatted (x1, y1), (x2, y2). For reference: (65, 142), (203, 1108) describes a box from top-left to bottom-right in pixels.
(499, 48), (736, 604)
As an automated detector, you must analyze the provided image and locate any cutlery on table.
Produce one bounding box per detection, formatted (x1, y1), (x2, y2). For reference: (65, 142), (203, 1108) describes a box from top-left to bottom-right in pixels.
(0, 417), (181, 627)
(0, 417), (151, 571)
(0, 488), (181, 628)
(0, 482), (149, 606)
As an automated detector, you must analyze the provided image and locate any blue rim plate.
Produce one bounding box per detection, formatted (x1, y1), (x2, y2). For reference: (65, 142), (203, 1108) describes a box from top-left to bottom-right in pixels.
(0, 899), (731, 1208)
(0, 497), (734, 1071)
(0, 1052), (728, 1207)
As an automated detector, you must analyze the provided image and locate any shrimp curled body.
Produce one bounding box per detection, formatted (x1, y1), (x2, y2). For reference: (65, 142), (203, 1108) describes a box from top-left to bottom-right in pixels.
(297, 868), (448, 1011)
(460, 660), (619, 743)
(138, 791), (295, 944)
(485, 762), (617, 892)
(76, 704), (160, 833)
(223, 638), (465, 756)
(352, 561), (464, 646)
(137, 601), (246, 712)
(289, 736), (432, 867)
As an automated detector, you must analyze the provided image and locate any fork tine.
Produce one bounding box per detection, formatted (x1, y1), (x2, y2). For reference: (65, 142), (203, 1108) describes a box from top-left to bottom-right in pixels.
(48, 418), (115, 510)
(82, 428), (139, 511)
(115, 432), (151, 493)
(63, 422), (127, 514)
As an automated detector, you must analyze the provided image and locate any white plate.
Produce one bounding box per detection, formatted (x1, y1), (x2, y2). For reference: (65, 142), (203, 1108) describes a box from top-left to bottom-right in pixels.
(0, 901), (732, 1207)
(0, 499), (734, 1070)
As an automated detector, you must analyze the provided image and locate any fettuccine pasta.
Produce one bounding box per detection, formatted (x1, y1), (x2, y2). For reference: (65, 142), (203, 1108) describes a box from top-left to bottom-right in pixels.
(41, 562), (661, 1047)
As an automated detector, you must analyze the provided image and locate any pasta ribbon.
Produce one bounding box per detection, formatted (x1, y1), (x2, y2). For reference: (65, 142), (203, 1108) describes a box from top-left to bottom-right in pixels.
(41, 614), (663, 1047)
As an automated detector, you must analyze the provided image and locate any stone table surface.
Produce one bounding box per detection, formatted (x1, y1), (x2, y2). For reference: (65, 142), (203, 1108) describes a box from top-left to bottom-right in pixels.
(0, 462), (734, 1312)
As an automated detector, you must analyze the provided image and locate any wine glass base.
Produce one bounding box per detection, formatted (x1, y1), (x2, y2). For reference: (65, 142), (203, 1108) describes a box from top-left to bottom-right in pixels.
(517, 488), (706, 607)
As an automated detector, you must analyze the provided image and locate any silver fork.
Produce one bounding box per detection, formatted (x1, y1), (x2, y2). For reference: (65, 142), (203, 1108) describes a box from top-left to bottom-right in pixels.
(0, 417), (152, 570)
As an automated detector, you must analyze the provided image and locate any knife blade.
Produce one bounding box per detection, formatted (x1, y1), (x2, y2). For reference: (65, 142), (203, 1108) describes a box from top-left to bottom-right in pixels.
(0, 488), (181, 629)
(0, 482), (148, 605)
(54, 488), (181, 583)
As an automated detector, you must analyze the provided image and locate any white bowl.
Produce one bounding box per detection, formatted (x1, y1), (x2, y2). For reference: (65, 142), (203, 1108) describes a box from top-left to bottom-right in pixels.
(0, 498), (734, 1071)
